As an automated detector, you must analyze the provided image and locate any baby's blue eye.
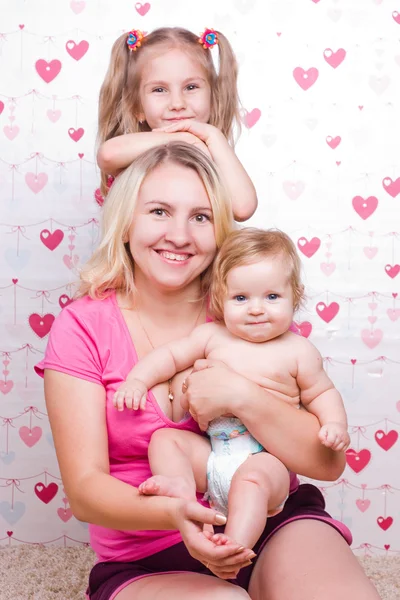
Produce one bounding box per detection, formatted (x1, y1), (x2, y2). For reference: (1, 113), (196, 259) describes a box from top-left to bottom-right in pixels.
(235, 295), (246, 302)
(267, 294), (278, 300)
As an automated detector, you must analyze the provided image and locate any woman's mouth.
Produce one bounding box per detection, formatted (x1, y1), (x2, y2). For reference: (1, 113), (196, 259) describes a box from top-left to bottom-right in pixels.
(155, 250), (192, 263)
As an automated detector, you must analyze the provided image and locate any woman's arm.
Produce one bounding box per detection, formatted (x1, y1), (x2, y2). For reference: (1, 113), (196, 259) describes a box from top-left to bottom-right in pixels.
(181, 361), (346, 482)
(154, 121), (258, 222)
(97, 131), (211, 176)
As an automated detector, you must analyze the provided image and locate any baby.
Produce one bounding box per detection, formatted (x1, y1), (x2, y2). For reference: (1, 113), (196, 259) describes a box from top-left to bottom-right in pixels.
(114, 228), (350, 549)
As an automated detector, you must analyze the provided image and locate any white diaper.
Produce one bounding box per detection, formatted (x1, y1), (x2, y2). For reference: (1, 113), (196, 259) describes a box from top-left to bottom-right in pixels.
(204, 417), (264, 516)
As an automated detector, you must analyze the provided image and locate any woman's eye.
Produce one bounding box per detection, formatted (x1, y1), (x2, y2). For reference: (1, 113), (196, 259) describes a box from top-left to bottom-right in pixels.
(235, 295), (246, 302)
(151, 208), (166, 217)
(193, 214), (210, 223)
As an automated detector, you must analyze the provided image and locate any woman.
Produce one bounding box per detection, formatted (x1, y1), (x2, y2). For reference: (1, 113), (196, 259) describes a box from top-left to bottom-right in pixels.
(36, 142), (380, 600)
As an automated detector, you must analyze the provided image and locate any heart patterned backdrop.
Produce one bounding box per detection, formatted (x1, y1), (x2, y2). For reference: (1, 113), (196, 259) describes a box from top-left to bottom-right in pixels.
(0, 0), (399, 555)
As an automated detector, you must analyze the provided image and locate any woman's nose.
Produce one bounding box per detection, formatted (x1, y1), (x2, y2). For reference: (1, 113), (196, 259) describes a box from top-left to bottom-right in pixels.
(164, 219), (191, 247)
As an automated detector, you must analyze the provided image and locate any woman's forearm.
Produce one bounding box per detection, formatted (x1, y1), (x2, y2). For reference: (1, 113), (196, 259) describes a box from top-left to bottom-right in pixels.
(71, 470), (182, 530)
(234, 386), (346, 481)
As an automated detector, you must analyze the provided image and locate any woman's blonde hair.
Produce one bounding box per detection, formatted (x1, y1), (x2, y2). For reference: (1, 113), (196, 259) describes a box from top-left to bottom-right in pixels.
(78, 142), (234, 300)
(209, 228), (305, 321)
(97, 27), (241, 197)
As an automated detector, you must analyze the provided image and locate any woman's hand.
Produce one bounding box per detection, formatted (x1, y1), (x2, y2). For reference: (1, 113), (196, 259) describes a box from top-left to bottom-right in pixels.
(180, 360), (252, 432)
(172, 499), (255, 579)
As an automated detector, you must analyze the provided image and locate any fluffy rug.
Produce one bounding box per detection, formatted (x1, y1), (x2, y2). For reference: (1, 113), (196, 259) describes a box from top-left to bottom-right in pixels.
(0, 546), (399, 599)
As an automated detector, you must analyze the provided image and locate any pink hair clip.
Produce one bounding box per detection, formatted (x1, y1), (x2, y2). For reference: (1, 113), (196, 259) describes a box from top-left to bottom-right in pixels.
(126, 29), (144, 51)
(199, 28), (218, 49)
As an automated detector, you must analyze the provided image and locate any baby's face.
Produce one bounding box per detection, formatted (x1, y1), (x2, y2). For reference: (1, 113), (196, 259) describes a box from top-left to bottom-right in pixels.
(222, 256), (295, 343)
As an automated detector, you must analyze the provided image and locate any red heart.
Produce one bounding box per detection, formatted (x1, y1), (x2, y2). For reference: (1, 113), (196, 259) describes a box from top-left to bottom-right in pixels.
(6, 531), (13, 537)
(377, 516), (393, 531)
(345, 448), (371, 473)
(34, 482), (59, 504)
(351, 359), (357, 365)
(385, 264), (400, 279)
(384, 544), (390, 550)
(374, 429), (398, 451)
(40, 228), (64, 251)
(68, 127), (84, 142)
(59, 294), (73, 309)
(297, 236), (321, 258)
(78, 153), (84, 158)
(316, 301), (340, 323)
(12, 278), (18, 284)
(28, 313), (55, 338)
(293, 321), (312, 338)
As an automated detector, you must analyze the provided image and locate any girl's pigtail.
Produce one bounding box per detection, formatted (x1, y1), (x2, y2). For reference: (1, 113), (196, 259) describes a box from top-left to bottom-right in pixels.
(213, 31), (241, 146)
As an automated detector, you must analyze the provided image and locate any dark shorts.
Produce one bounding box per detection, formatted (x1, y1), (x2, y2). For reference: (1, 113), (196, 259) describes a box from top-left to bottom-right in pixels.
(87, 484), (352, 600)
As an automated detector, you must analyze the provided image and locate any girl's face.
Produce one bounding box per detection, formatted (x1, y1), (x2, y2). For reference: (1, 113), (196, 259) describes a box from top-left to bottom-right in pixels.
(222, 256), (295, 343)
(128, 161), (217, 293)
(139, 48), (212, 129)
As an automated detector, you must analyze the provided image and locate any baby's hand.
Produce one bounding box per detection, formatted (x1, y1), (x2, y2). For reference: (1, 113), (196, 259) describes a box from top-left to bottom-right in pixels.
(318, 422), (350, 452)
(113, 379), (148, 412)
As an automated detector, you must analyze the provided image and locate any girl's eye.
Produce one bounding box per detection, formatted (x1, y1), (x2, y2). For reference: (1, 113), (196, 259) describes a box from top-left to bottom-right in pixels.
(193, 214), (210, 223)
(152, 87), (165, 93)
(267, 294), (279, 300)
(186, 84), (199, 91)
(151, 208), (166, 217)
(235, 295), (247, 302)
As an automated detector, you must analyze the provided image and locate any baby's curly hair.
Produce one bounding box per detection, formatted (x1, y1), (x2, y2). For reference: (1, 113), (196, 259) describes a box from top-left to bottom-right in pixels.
(209, 228), (305, 322)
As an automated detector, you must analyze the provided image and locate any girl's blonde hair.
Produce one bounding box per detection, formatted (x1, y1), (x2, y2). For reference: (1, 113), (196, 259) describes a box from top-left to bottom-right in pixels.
(78, 142), (234, 300)
(209, 228), (305, 321)
(97, 27), (241, 197)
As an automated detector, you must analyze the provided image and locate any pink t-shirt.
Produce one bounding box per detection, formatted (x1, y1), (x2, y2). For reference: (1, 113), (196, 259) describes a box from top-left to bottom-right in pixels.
(35, 292), (299, 563)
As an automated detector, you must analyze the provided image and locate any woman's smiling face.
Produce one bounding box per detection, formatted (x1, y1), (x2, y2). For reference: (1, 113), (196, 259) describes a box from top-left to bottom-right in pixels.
(128, 161), (217, 293)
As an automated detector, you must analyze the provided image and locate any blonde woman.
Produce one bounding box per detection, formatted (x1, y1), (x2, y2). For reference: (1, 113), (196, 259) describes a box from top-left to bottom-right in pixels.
(96, 27), (257, 221)
(36, 143), (379, 600)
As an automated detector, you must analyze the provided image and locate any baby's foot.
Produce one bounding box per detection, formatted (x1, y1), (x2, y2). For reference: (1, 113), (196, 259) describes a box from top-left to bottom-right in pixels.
(138, 475), (194, 501)
(210, 533), (234, 546)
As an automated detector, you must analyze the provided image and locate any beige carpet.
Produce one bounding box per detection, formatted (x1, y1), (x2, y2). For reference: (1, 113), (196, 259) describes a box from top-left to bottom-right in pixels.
(0, 546), (399, 599)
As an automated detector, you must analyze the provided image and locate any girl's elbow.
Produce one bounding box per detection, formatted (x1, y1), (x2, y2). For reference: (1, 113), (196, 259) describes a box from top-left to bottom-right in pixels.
(234, 193), (258, 222)
(97, 141), (116, 173)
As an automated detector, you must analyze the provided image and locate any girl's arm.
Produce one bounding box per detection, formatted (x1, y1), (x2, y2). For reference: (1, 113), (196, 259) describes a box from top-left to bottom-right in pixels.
(154, 121), (258, 222)
(181, 361), (346, 481)
(97, 131), (211, 176)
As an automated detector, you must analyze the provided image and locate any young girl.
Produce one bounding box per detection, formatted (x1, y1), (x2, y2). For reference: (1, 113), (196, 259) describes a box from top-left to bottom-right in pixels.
(114, 228), (350, 551)
(96, 26), (257, 221)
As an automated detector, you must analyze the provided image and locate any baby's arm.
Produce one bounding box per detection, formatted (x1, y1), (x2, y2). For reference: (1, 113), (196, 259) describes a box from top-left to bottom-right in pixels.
(296, 339), (350, 452)
(97, 131), (211, 177)
(153, 121), (257, 222)
(113, 323), (215, 411)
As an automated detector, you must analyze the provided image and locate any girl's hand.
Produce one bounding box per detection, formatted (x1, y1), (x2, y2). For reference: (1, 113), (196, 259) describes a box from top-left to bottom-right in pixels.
(172, 499), (255, 579)
(153, 121), (224, 150)
(181, 360), (253, 432)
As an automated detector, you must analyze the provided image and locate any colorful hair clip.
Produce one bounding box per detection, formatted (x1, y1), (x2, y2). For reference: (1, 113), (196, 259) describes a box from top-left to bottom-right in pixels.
(199, 28), (218, 50)
(126, 29), (144, 52)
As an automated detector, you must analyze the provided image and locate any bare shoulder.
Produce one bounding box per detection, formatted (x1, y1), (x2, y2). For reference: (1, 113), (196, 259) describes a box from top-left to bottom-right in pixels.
(285, 331), (322, 359)
(191, 321), (222, 343)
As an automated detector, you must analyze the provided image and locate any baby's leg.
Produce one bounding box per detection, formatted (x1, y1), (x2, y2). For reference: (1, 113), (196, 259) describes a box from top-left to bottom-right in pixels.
(139, 429), (211, 501)
(224, 452), (290, 549)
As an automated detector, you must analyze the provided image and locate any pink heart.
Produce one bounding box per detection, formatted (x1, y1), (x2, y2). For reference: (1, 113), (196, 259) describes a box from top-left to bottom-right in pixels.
(63, 255), (79, 270)
(316, 301), (339, 323)
(283, 180), (305, 200)
(35, 59), (62, 83)
(70, 0), (86, 13)
(320, 262), (336, 276)
(28, 313), (55, 338)
(47, 109), (61, 122)
(326, 135), (341, 149)
(293, 67), (319, 90)
(25, 172), (48, 194)
(297, 236), (321, 258)
(135, 2), (151, 16)
(385, 264), (400, 279)
(0, 100), (4, 115)
(352, 196), (378, 220)
(40, 229), (64, 251)
(242, 108), (261, 128)
(0, 380), (14, 394)
(323, 48), (346, 68)
(293, 321), (312, 338)
(368, 302), (377, 311)
(68, 127), (84, 142)
(367, 316), (377, 325)
(3, 125), (19, 140)
(66, 40), (89, 61)
(392, 11), (400, 24)
(361, 328), (383, 349)
(57, 507), (73, 522)
(351, 359), (357, 365)
(387, 308), (400, 322)
(355, 499), (370, 513)
(382, 177), (400, 198)
(363, 247), (378, 259)
(19, 425), (42, 447)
